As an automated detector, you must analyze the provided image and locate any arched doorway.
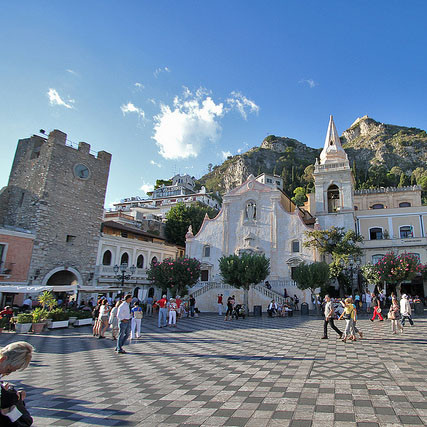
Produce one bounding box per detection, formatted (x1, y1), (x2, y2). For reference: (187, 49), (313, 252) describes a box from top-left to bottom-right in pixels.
(133, 287), (140, 298)
(148, 287), (155, 298)
(46, 270), (79, 286)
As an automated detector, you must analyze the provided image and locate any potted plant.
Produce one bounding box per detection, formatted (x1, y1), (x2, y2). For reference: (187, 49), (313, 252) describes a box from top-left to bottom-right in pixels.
(73, 309), (93, 326)
(32, 307), (49, 333)
(66, 310), (79, 326)
(38, 291), (57, 309)
(15, 314), (33, 333)
(48, 308), (69, 329)
(0, 316), (9, 333)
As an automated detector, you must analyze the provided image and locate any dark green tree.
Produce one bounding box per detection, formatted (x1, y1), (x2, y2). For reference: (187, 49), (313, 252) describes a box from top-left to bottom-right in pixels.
(303, 226), (364, 296)
(219, 253), (270, 314)
(293, 262), (330, 313)
(147, 257), (201, 296)
(399, 173), (410, 187)
(291, 187), (307, 206)
(165, 202), (219, 246)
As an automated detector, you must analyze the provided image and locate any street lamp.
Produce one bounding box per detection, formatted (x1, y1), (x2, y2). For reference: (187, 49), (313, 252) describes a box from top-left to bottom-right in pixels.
(344, 256), (361, 293)
(113, 263), (136, 288)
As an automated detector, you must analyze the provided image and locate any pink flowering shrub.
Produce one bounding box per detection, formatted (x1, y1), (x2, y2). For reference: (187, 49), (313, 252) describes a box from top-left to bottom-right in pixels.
(147, 257), (201, 295)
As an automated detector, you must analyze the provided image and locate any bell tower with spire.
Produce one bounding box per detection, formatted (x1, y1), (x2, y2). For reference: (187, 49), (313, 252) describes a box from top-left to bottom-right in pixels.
(312, 115), (355, 231)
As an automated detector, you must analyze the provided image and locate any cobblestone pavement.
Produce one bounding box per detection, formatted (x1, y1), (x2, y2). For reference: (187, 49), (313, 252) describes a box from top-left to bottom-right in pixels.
(1, 312), (426, 427)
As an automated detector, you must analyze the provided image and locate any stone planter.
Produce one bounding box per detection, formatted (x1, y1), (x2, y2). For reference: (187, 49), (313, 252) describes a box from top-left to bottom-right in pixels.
(68, 317), (77, 325)
(48, 320), (69, 329)
(15, 323), (32, 334)
(74, 318), (93, 326)
(32, 322), (45, 333)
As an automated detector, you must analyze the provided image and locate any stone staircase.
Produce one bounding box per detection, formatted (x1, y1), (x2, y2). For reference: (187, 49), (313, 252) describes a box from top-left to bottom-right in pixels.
(190, 281), (298, 312)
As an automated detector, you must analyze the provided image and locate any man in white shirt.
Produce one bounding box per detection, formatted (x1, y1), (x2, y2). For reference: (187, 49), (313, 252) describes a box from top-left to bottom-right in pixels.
(321, 295), (342, 339)
(115, 294), (132, 354)
(400, 294), (414, 327)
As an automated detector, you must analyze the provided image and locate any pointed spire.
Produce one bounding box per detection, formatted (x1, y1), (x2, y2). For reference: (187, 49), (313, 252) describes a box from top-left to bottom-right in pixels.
(319, 115), (348, 164)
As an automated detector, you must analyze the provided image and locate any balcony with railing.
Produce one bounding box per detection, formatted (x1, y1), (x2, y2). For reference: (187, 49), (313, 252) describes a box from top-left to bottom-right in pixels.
(0, 262), (13, 276)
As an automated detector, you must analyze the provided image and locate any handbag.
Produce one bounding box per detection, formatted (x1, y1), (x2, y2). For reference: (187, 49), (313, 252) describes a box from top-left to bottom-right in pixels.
(387, 310), (395, 320)
(377, 307), (382, 313)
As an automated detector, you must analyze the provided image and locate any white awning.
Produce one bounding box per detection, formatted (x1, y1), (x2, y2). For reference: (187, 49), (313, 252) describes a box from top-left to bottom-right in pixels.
(0, 285), (54, 294)
(0, 285), (77, 294)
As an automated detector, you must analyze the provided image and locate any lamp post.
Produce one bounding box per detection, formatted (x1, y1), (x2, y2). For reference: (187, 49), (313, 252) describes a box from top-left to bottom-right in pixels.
(344, 256), (361, 294)
(113, 263), (136, 289)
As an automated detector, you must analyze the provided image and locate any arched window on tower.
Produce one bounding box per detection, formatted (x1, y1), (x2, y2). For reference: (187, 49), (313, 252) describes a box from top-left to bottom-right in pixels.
(327, 185), (340, 213)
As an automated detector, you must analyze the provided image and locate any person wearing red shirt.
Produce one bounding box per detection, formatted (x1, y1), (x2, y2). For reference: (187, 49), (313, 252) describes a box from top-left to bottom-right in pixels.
(155, 295), (168, 328)
(217, 294), (223, 316)
(175, 295), (182, 320)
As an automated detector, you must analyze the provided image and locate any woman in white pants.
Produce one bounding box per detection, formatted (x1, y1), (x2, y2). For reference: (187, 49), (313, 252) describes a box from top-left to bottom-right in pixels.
(130, 302), (143, 339)
(168, 298), (178, 327)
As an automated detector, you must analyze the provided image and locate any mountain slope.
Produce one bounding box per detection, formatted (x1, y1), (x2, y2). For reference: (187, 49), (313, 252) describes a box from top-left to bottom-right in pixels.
(197, 116), (427, 202)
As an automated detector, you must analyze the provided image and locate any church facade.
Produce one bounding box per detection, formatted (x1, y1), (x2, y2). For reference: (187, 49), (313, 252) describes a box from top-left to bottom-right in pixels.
(186, 116), (427, 308)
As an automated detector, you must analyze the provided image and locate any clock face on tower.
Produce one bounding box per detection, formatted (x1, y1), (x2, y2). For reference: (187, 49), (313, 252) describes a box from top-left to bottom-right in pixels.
(73, 164), (90, 180)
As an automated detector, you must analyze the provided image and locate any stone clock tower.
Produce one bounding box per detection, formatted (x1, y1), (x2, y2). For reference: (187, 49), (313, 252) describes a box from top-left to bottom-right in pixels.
(0, 130), (111, 289)
(312, 116), (356, 231)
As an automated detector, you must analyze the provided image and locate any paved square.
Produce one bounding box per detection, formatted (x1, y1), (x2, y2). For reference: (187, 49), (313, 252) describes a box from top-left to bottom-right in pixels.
(1, 312), (426, 426)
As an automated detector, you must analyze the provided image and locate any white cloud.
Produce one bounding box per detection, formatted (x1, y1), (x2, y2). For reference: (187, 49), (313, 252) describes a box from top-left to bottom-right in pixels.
(154, 66), (171, 78)
(152, 88), (224, 160)
(140, 182), (154, 194)
(222, 151), (232, 160)
(226, 91), (259, 120)
(150, 160), (162, 168)
(66, 69), (78, 76)
(120, 102), (145, 119)
(134, 82), (144, 90)
(47, 88), (75, 109)
(148, 98), (157, 105)
(299, 79), (317, 88)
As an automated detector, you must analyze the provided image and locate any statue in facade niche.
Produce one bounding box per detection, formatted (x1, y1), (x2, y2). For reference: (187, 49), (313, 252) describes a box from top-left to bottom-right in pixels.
(245, 201), (256, 220)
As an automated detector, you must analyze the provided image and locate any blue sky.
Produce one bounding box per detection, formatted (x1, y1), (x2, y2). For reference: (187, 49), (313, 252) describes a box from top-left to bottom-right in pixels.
(1, 1), (427, 207)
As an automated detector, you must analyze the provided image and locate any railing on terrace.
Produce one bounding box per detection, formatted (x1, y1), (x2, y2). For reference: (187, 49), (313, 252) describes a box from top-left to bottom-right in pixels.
(191, 280), (298, 305)
(95, 265), (147, 278)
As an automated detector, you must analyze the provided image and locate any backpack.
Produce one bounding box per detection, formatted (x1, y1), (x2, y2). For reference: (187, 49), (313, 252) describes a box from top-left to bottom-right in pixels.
(92, 306), (100, 319)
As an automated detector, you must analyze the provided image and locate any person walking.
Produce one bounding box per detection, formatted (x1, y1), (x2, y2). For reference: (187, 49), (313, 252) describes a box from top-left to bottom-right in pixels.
(321, 295), (342, 339)
(92, 299), (102, 337)
(339, 298), (356, 342)
(130, 302), (143, 339)
(388, 297), (403, 334)
(370, 293), (384, 322)
(400, 294), (414, 328)
(365, 291), (371, 314)
(115, 294), (132, 354)
(217, 294), (223, 316)
(189, 295), (196, 317)
(155, 295), (168, 328)
(168, 298), (178, 327)
(109, 300), (120, 340)
(98, 300), (110, 339)
(225, 296), (234, 321)
(175, 295), (182, 320)
(145, 295), (153, 316)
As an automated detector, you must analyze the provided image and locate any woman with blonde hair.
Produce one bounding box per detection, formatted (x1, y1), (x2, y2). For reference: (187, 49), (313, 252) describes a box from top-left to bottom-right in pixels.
(0, 341), (34, 425)
(339, 298), (356, 342)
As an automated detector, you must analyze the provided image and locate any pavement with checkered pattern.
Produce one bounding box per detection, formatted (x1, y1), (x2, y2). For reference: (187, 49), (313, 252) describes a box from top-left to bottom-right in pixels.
(1, 310), (426, 426)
